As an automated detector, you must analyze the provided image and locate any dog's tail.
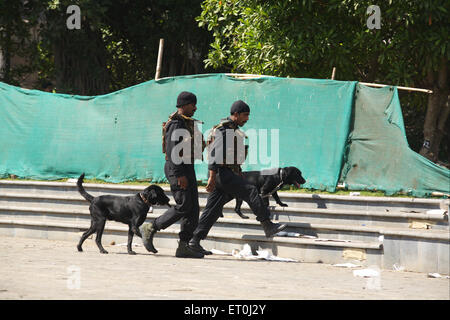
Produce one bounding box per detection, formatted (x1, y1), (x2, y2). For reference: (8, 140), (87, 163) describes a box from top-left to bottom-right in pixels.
(77, 173), (94, 203)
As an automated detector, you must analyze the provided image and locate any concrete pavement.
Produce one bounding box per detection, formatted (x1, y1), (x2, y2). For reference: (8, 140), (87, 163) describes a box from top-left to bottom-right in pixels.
(0, 236), (448, 300)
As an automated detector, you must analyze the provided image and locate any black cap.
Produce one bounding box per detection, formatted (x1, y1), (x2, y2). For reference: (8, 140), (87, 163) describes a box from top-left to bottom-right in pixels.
(176, 91), (197, 107)
(230, 100), (250, 114)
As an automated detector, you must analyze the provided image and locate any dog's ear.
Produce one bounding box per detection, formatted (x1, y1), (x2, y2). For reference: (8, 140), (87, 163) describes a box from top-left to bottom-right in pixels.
(149, 188), (158, 199)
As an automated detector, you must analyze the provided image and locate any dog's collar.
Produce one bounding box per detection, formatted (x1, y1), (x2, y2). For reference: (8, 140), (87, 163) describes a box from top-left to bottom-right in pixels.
(261, 168), (284, 199)
(139, 192), (151, 205)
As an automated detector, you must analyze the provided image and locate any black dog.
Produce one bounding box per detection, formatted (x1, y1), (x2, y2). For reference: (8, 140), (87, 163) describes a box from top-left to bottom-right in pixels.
(234, 166), (306, 219)
(76, 173), (171, 255)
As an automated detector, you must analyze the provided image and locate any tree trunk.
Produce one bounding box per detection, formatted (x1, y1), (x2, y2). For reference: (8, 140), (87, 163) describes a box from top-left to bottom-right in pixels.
(53, 20), (110, 95)
(2, 23), (12, 83)
(419, 57), (449, 162)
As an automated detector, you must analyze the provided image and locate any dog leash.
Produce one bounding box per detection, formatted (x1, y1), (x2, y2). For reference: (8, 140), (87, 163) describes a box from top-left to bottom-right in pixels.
(260, 168), (284, 199)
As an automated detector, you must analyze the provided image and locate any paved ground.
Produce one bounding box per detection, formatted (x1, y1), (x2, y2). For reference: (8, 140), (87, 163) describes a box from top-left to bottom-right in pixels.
(0, 236), (448, 300)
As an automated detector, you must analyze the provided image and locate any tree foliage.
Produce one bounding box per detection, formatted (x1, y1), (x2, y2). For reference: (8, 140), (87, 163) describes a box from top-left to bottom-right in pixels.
(0, 0), (212, 95)
(0, 0), (448, 161)
(198, 0), (449, 162)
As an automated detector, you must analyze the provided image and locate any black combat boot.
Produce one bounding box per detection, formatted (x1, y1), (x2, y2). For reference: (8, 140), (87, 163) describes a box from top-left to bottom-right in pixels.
(139, 223), (158, 253)
(188, 238), (213, 255)
(175, 240), (204, 258)
(261, 219), (287, 238)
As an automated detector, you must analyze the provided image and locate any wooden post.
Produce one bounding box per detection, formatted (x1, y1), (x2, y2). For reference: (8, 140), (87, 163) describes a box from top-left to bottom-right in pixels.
(155, 38), (164, 80)
(331, 67), (336, 80)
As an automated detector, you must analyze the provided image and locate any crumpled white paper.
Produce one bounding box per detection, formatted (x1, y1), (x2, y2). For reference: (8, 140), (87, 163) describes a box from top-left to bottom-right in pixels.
(231, 244), (298, 262)
(210, 249), (231, 255)
(275, 231), (317, 239)
(353, 268), (380, 278)
(426, 209), (447, 218)
(427, 273), (450, 279)
(332, 263), (362, 268)
(392, 263), (405, 271)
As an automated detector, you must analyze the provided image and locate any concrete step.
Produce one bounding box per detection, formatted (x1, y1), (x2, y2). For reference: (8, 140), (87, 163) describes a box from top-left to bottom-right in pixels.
(0, 180), (448, 274)
(0, 217), (383, 267)
(1, 192), (448, 231)
(0, 203), (447, 244)
(1, 180), (447, 213)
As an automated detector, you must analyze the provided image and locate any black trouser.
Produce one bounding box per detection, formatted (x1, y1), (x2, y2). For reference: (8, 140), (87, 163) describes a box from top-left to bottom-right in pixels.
(153, 162), (199, 242)
(192, 167), (271, 241)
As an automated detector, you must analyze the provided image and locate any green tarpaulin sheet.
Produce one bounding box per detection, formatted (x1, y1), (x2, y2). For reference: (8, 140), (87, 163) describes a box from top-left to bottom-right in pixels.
(339, 84), (449, 197)
(0, 74), (448, 197)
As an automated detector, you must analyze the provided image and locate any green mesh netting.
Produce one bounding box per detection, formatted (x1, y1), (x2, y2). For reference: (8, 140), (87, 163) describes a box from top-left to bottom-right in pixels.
(339, 84), (449, 197)
(0, 74), (448, 196)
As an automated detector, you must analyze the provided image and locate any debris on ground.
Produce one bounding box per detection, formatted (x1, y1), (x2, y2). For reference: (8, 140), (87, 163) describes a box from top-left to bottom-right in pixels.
(353, 268), (380, 278)
(231, 244), (298, 262)
(332, 263), (362, 268)
(427, 273), (450, 279)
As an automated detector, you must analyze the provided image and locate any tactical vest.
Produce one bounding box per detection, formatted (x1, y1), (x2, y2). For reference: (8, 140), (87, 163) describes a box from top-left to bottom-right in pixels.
(207, 118), (249, 172)
(162, 112), (205, 162)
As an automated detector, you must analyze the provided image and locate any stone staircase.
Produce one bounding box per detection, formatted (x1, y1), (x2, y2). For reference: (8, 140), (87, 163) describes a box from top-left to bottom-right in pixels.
(0, 180), (448, 274)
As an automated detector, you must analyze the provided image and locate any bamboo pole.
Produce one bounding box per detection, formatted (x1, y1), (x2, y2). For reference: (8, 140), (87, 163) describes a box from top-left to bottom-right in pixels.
(359, 82), (433, 94)
(228, 74), (432, 94)
(155, 38), (164, 80)
(225, 73), (275, 79)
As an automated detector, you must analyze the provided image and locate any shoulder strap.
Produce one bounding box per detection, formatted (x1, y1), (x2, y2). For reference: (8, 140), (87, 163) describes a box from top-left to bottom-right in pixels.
(162, 112), (179, 154)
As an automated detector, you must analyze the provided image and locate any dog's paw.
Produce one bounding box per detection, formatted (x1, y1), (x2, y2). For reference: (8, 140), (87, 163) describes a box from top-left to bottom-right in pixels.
(128, 251), (137, 255)
(100, 250), (109, 254)
(279, 203), (288, 207)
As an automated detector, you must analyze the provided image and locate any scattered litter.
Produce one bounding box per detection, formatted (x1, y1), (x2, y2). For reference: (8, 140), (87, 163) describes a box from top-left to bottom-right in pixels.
(275, 231), (318, 239)
(300, 234), (318, 239)
(231, 244), (298, 262)
(314, 238), (351, 243)
(231, 244), (260, 260)
(409, 220), (432, 229)
(343, 248), (367, 261)
(276, 231), (300, 237)
(300, 234), (317, 239)
(67, 178), (78, 183)
(427, 273), (450, 279)
(149, 206), (153, 213)
(110, 241), (116, 245)
(332, 263), (362, 268)
(256, 250), (298, 262)
(353, 268), (380, 278)
(378, 235), (384, 243)
(392, 264), (405, 271)
(210, 249), (230, 255)
(115, 242), (141, 247)
(426, 209), (447, 218)
(350, 192), (360, 196)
